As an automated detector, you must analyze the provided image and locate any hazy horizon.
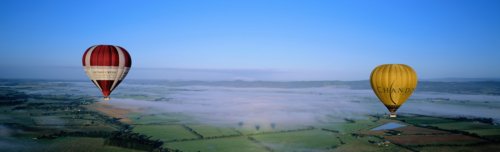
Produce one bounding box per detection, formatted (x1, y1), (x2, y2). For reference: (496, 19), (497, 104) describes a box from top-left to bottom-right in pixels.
(2, 66), (500, 81)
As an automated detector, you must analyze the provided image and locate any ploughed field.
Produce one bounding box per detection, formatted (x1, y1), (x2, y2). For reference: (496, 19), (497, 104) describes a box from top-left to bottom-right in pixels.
(1, 80), (500, 151)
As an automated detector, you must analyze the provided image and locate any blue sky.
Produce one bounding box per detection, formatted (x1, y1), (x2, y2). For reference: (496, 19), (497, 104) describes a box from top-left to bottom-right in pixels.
(1, 0), (499, 80)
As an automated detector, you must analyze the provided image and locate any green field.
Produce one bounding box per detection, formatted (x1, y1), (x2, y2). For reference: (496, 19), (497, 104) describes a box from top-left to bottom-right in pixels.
(188, 125), (240, 137)
(132, 125), (199, 141)
(165, 136), (268, 152)
(429, 122), (498, 130)
(234, 125), (312, 135)
(37, 137), (144, 152)
(333, 135), (411, 152)
(321, 118), (383, 133)
(399, 115), (457, 125)
(251, 129), (341, 151)
(128, 113), (194, 125)
(465, 129), (500, 136)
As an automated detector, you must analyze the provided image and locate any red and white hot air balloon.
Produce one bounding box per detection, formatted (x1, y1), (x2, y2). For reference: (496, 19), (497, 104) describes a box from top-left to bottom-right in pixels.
(82, 45), (132, 100)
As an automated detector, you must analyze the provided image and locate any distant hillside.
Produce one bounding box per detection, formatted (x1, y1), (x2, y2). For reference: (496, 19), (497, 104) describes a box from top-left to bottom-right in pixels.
(416, 81), (500, 95)
(423, 78), (500, 82)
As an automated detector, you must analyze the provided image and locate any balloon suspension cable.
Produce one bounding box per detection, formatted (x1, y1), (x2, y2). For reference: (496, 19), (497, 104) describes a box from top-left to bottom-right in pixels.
(389, 112), (397, 118)
(103, 97), (111, 101)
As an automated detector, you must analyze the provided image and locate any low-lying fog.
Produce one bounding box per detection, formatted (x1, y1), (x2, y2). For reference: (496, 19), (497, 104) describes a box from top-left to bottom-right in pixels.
(112, 84), (500, 125)
(113, 86), (379, 125)
(19, 81), (500, 125)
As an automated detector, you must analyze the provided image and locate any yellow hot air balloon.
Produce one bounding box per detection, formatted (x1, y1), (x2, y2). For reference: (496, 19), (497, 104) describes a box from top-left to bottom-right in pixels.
(370, 64), (417, 118)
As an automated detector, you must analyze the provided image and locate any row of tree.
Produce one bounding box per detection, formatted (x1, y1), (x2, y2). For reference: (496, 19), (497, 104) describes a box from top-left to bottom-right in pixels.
(105, 131), (165, 151)
(247, 126), (316, 136)
(0, 88), (28, 106)
(37, 131), (111, 139)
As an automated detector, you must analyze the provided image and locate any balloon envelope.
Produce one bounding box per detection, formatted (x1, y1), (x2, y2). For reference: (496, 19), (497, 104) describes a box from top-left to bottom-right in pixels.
(370, 64), (417, 117)
(82, 45), (132, 100)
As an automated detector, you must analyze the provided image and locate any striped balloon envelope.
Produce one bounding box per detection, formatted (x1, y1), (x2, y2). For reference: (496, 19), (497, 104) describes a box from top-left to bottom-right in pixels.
(82, 45), (132, 100)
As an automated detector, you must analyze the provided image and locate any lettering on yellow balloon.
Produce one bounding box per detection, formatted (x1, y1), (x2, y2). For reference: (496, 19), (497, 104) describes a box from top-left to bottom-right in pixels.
(376, 87), (415, 94)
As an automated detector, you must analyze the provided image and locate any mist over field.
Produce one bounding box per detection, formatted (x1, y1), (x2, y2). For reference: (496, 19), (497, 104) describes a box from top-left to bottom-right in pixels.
(10, 80), (500, 125)
(116, 85), (500, 125)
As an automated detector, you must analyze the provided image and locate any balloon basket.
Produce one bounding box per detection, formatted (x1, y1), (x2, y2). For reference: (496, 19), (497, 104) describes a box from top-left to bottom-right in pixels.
(103, 97), (110, 101)
(389, 113), (397, 118)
